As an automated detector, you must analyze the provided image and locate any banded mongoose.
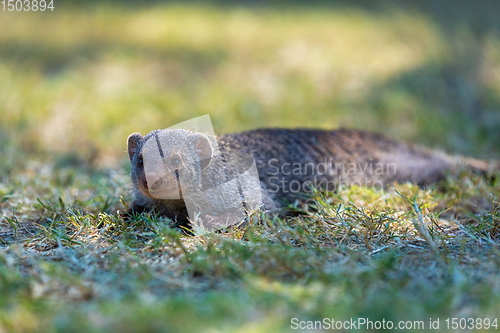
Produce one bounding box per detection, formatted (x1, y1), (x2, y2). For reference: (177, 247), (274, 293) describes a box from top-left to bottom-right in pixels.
(127, 128), (497, 227)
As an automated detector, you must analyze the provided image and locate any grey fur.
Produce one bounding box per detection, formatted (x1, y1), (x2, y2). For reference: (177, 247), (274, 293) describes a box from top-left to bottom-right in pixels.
(127, 128), (497, 226)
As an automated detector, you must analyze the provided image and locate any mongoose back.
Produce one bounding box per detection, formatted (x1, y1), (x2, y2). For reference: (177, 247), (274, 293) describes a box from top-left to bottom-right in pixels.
(127, 128), (497, 227)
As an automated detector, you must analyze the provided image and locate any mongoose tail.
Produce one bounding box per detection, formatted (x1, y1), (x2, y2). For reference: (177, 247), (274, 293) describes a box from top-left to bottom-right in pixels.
(378, 144), (499, 186)
(462, 156), (499, 174)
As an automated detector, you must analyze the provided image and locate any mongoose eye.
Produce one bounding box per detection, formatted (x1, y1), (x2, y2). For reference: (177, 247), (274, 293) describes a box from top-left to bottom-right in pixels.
(138, 156), (144, 167)
(171, 154), (182, 168)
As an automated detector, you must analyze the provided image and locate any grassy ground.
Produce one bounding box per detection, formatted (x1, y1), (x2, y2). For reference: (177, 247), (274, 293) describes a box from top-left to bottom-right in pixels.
(1, 1), (500, 332)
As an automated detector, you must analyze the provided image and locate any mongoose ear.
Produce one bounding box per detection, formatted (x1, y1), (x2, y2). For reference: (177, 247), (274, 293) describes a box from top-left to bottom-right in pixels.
(189, 133), (213, 169)
(127, 133), (143, 162)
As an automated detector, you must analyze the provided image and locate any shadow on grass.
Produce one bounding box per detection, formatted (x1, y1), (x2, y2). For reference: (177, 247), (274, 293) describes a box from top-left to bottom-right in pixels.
(0, 40), (228, 78)
(358, 59), (500, 157)
(361, 8), (500, 156)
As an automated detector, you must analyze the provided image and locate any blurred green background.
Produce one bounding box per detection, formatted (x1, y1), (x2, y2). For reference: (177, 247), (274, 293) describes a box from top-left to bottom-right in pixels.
(1, 0), (500, 168)
(2, 2), (500, 332)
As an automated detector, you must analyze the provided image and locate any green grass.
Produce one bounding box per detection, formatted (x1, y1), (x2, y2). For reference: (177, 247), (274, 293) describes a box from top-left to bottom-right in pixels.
(1, 1), (500, 332)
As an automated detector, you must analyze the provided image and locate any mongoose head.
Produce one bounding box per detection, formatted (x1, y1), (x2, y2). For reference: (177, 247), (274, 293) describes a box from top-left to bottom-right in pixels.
(127, 129), (213, 200)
